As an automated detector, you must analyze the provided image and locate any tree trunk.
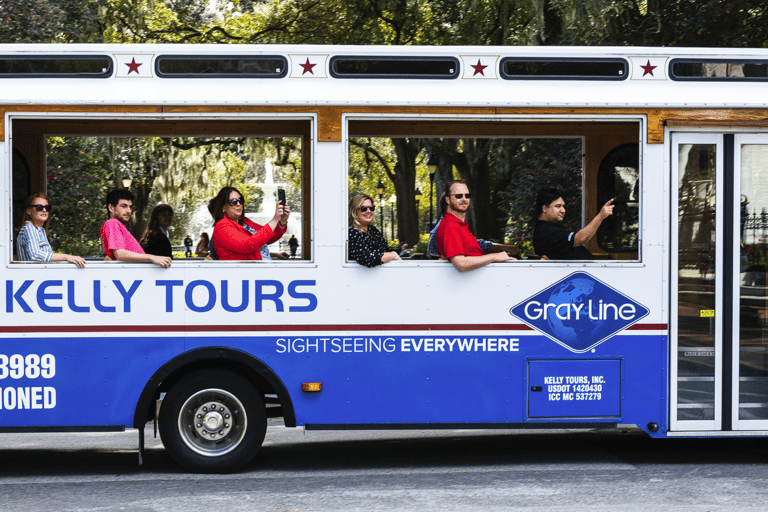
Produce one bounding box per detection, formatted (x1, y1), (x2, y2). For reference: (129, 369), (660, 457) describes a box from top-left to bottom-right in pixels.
(390, 138), (421, 246)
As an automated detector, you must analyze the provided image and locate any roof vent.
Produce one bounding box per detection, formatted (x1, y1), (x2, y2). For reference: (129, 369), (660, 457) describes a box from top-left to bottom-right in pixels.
(0, 56), (112, 78)
(670, 59), (768, 81)
(330, 56), (459, 79)
(156, 56), (287, 78)
(500, 58), (627, 80)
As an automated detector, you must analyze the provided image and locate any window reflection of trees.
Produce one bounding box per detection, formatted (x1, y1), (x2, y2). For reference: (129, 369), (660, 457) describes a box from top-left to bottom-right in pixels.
(678, 144), (716, 274)
(597, 143), (639, 252)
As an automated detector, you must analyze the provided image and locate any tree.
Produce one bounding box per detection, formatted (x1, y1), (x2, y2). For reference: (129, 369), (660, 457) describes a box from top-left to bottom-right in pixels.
(548, 0), (768, 47)
(46, 137), (112, 256)
(0, 0), (104, 43)
(44, 134), (303, 253)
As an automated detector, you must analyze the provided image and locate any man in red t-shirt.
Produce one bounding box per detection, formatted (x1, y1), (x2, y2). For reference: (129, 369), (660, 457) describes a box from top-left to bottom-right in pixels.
(436, 180), (514, 272)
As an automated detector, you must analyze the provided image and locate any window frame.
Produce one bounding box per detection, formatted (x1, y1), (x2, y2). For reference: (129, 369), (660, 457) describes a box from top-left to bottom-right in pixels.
(342, 114), (644, 267)
(6, 112), (316, 268)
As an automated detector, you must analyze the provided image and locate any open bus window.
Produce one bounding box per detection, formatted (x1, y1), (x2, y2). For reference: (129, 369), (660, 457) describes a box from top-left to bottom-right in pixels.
(347, 120), (640, 263)
(12, 133), (306, 262)
(348, 136), (587, 260)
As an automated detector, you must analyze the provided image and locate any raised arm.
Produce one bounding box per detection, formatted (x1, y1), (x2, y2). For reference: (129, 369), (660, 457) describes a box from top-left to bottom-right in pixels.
(574, 199), (614, 247)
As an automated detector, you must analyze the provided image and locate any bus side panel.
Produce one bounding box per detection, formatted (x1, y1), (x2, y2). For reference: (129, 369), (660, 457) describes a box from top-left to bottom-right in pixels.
(187, 332), (668, 431)
(0, 331), (666, 432)
(0, 337), (183, 427)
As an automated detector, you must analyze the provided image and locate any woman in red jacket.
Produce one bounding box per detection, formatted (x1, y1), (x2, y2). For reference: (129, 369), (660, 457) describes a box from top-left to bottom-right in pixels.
(210, 186), (290, 260)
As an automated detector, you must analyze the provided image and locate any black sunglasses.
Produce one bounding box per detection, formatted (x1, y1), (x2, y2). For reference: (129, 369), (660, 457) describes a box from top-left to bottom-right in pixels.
(227, 198), (245, 206)
(359, 205), (376, 212)
(33, 204), (52, 212)
(452, 193), (471, 199)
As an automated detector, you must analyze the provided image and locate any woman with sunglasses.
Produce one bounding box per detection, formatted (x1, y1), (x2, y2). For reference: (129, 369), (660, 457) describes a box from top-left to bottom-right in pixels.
(15, 192), (87, 268)
(209, 186), (289, 260)
(348, 194), (400, 267)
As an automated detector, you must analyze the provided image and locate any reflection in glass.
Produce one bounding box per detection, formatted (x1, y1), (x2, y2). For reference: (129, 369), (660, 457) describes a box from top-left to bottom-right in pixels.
(597, 143), (639, 252)
(157, 56), (286, 77)
(739, 145), (768, 419)
(501, 59), (627, 79)
(677, 144), (716, 421)
(671, 60), (768, 80)
(0, 57), (111, 77)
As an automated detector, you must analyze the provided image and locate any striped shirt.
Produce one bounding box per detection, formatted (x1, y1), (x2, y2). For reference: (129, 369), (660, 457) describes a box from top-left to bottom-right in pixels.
(16, 221), (53, 262)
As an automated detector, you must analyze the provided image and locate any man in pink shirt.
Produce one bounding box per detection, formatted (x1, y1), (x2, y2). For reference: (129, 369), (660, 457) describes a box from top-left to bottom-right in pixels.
(101, 189), (171, 268)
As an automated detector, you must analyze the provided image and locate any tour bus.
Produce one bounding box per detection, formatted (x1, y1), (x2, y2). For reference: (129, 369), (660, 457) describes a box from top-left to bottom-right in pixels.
(1, 44), (767, 473)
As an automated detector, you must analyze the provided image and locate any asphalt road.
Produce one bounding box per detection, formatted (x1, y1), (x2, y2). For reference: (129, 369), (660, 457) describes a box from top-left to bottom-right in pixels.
(1, 420), (768, 511)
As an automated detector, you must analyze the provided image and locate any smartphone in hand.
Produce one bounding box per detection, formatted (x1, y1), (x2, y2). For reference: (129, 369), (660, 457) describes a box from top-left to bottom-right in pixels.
(277, 189), (286, 207)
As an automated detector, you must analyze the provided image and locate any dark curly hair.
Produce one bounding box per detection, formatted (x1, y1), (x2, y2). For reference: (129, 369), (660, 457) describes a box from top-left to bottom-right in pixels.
(208, 186), (246, 225)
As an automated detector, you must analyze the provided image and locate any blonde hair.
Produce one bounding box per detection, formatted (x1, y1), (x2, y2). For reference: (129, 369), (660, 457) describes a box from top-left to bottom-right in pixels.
(17, 192), (51, 235)
(348, 194), (374, 231)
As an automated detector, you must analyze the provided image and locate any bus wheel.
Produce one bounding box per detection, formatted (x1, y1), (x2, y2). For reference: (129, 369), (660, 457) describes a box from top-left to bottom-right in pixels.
(159, 369), (266, 473)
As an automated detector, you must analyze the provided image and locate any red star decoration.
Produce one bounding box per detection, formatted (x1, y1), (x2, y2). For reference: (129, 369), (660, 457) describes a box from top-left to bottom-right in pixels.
(300, 58), (317, 75)
(125, 57), (142, 75)
(640, 60), (657, 77)
(471, 59), (488, 76)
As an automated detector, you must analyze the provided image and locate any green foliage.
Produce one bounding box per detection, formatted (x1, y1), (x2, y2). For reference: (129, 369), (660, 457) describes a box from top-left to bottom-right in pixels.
(413, 233), (430, 255)
(4, 0), (767, 48)
(549, 0), (768, 47)
(499, 138), (584, 236)
(99, 0), (542, 46)
(0, 0), (104, 43)
(43, 135), (303, 252)
(46, 137), (111, 256)
(250, 0), (539, 45)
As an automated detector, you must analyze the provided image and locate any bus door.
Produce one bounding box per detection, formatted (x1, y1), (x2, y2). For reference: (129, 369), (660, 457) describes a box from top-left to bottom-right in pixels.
(672, 132), (768, 432)
(732, 134), (768, 431)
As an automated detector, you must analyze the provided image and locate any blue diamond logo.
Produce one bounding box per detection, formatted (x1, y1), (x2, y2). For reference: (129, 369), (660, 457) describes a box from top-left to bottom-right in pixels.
(510, 272), (649, 353)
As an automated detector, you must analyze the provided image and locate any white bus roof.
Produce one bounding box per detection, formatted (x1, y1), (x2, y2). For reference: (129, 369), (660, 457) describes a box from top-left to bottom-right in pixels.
(1, 44), (767, 108)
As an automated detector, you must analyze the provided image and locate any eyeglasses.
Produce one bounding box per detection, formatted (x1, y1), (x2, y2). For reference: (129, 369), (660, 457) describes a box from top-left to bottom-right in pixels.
(452, 193), (471, 199)
(227, 198), (245, 206)
(359, 205), (376, 212)
(32, 204), (52, 212)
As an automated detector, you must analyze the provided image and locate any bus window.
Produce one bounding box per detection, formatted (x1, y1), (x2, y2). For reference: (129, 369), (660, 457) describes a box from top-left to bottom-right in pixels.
(348, 136), (585, 260)
(347, 121), (640, 261)
(12, 129), (308, 262)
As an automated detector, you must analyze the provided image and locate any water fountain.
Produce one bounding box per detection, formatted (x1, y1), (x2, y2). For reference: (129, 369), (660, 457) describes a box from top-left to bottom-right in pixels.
(246, 158), (303, 255)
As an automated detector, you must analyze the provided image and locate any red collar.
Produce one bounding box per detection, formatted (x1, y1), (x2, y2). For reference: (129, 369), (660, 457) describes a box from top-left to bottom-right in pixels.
(444, 212), (467, 226)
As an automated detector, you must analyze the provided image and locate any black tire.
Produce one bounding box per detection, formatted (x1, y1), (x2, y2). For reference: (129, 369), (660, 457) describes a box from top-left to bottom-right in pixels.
(159, 369), (266, 473)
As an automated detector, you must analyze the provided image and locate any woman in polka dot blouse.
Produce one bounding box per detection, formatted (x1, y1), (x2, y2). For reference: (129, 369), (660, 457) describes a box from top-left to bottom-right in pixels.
(347, 194), (400, 267)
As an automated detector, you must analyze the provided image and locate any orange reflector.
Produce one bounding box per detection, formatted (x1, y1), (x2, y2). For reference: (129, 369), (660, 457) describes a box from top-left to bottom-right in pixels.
(302, 382), (323, 392)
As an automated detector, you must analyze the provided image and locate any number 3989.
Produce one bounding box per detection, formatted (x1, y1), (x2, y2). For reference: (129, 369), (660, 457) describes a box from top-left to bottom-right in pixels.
(0, 354), (56, 379)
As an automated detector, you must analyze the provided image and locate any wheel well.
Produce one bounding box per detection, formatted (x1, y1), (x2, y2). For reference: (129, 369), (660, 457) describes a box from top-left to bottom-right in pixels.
(133, 347), (296, 428)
